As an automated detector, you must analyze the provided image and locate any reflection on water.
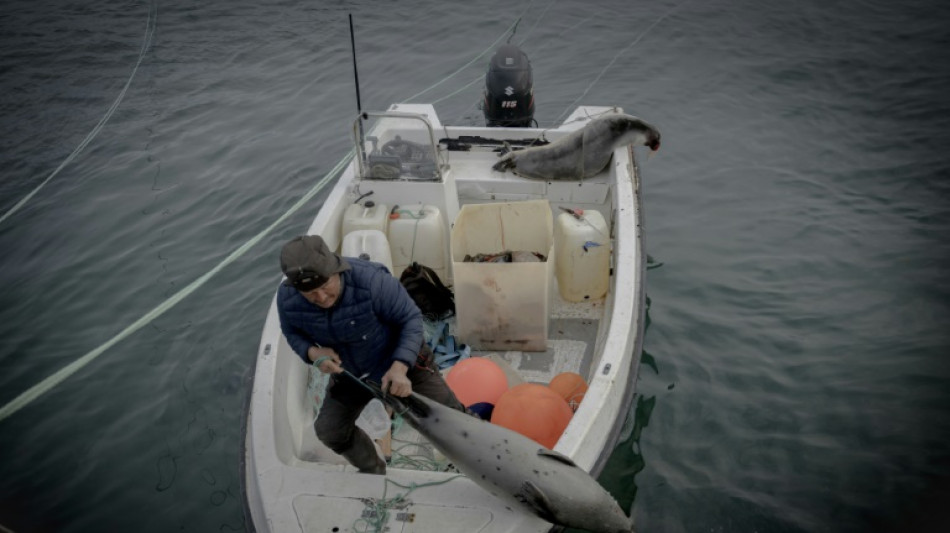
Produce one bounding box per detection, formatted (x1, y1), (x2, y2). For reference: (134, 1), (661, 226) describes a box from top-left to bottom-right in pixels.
(600, 393), (657, 513)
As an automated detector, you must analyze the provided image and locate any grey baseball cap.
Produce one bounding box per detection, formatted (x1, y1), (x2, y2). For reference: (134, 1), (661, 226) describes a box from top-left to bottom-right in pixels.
(280, 235), (350, 291)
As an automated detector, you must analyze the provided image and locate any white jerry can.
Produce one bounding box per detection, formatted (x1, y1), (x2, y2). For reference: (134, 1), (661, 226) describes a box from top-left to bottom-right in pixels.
(554, 209), (610, 301)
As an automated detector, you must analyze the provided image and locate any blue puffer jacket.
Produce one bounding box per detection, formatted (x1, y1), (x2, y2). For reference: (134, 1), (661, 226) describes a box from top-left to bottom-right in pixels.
(276, 258), (423, 381)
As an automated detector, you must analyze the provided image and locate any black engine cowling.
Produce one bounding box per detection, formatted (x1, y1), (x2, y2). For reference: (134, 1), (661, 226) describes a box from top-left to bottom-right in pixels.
(483, 44), (535, 127)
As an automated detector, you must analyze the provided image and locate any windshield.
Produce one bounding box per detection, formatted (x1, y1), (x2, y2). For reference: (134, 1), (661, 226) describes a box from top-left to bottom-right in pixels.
(353, 112), (442, 181)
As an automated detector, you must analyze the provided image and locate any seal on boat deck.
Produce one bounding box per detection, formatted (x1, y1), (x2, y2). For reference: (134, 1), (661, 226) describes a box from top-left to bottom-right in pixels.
(367, 382), (634, 533)
(492, 113), (661, 181)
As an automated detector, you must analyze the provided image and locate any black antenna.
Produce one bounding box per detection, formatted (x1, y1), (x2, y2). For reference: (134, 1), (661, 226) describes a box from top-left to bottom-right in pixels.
(348, 14), (362, 114)
(348, 13), (366, 158)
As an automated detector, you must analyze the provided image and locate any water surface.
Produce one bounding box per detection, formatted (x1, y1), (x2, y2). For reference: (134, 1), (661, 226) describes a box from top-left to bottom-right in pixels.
(1, 0), (948, 531)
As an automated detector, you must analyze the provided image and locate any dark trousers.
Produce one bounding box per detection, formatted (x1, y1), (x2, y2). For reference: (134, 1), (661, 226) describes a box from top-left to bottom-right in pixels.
(314, 344), (465, 473)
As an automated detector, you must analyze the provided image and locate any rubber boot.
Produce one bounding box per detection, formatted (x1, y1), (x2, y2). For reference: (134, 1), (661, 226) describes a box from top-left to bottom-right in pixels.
(339, 428), (386, 475)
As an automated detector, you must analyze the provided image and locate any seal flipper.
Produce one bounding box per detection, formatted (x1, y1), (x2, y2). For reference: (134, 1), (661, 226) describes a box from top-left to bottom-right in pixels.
(520, 480), (561, 524)
(492, 151), (516, 173)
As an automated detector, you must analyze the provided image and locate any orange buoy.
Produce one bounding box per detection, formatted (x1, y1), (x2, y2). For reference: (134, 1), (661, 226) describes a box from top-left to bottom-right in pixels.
(445, 357), (509, 408)
(548, 372), (588, 412)
(491, 383), (573, 448)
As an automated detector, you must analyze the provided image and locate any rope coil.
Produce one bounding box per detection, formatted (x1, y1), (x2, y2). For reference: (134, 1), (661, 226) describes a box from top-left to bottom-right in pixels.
(354, 475), (465, 533)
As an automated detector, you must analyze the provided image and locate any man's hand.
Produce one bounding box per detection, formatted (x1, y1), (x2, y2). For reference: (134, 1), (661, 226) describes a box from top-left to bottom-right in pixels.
(308, 346), (342, 374)
(381, 362), (412, 397)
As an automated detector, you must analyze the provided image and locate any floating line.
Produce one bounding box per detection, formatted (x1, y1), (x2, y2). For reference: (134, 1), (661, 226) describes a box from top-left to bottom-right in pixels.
(432, 74), (483, 105)
(404, 1), (536, 103)
(0, 3), (156, 226)
(516, 0), (558, 46)
(555, 0), (688, 124)
(0, 153), (352, 423)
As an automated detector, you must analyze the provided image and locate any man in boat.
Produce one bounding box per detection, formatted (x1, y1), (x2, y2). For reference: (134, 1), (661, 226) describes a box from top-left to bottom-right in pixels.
(276, 234), (467, 474)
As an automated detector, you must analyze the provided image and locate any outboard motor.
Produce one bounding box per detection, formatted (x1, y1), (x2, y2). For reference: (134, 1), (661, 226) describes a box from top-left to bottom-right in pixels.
(483, 44), (535, 127)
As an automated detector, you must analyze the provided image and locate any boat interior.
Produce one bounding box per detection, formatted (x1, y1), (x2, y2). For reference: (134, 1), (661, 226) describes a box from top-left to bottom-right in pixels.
(273, 103), (632, 474)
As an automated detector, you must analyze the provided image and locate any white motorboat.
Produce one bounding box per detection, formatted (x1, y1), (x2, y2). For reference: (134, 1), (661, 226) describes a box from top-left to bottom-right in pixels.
(243, 101), (652, 532)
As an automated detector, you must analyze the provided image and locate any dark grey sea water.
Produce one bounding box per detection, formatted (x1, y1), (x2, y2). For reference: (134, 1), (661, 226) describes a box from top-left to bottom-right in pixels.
(2, 0), (949, 532)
